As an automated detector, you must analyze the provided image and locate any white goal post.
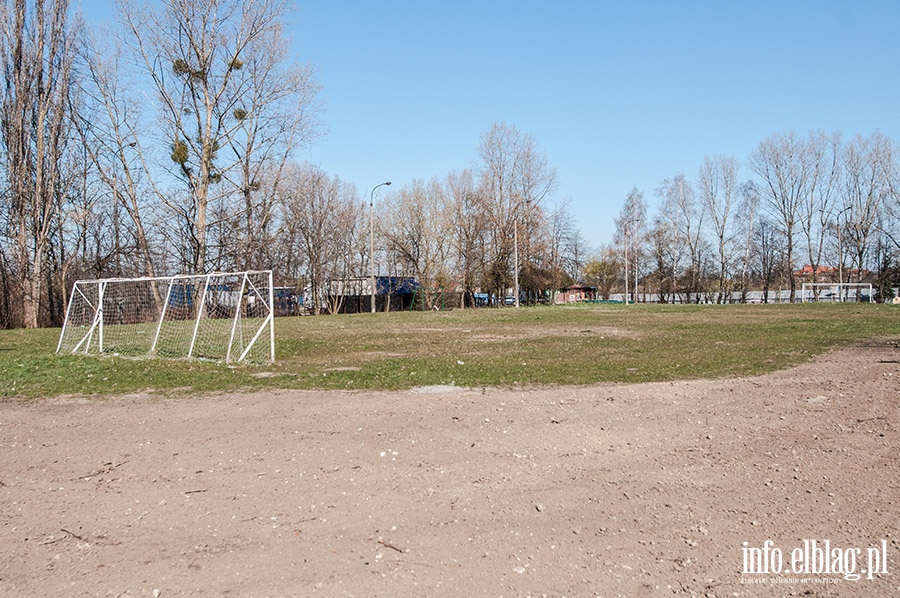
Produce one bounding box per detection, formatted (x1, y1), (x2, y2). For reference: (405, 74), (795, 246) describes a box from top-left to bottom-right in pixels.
(57, 270), (275, 363)
(800, 282), (874, 303)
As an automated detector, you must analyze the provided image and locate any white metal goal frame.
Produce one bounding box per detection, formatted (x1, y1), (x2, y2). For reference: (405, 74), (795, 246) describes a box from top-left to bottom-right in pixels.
(800, 282), (874, 303)
(57, 270), (275, 363)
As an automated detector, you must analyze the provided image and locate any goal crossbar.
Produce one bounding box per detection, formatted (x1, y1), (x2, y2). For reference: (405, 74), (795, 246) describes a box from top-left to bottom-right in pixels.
(57, 270), (275, 364)
(800, 282), (873, 303)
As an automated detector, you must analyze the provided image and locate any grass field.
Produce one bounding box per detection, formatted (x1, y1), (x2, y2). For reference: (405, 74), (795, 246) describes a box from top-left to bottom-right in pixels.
(1, 302), (898, 399)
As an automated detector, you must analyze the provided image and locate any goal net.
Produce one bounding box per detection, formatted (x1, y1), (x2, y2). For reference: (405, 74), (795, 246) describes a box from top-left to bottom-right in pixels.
(800, 282), (873, 303)
(57, 270), (275, 363)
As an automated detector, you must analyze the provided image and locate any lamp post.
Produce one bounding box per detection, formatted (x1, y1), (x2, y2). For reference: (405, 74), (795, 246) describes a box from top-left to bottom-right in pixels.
(370, 181), (391, 313)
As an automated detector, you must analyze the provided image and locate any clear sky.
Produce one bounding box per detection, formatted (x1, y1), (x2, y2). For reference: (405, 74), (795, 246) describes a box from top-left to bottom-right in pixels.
(293, 0), (900, 245)
(84, 1), (900, 250)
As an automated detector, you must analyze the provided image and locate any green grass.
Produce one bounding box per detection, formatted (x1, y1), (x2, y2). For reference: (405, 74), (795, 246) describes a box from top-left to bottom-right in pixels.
(1, 303), (897, 399)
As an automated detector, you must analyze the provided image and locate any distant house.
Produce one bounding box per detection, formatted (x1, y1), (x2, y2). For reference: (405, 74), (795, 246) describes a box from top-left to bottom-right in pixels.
(557, 284), (596, 304)
(794, 264), (838, 279)
(308, 276), (420, 314)
(794, 264), (873, 282)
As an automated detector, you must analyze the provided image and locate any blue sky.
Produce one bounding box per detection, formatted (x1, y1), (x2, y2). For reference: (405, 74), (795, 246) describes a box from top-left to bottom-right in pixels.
(289, 0), (900, 248)
(85, 1), (900, 250)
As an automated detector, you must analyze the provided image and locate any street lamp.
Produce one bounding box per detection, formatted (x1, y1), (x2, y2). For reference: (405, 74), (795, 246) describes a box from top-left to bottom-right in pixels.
(370, 181), (391, 313)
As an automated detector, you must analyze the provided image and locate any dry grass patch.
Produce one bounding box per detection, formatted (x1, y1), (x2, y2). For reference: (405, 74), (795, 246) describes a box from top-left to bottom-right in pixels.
(1, 302), (897, 398)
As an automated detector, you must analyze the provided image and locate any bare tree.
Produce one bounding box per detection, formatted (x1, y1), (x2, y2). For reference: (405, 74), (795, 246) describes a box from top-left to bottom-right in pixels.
(476, 122), (557, 303)
(797, 131), (841, 288)
(0, 0), (78, 327)
(280, 164), (361, 315)
(882, 137), (900, 253)
(752, 218), (784, 303)
(543, 200), (580, 300)
(653, 178), (685, 302)
(221, 18), (320, 271)
(444, 169), (484, 308)
(496, 197), (572, 305)
(657, 174), (704, 302)
(615, 187), (647, 303)
(734, 181), (760, 301)
(381, 178), (452, 310)
(698, 155), (740, 302)
(118, 0), (320, 274)
(750, 130), (810, 302)
(75, 26), (159, 281)
(647, 216), (677, 303)
(841, 131), (893, 283)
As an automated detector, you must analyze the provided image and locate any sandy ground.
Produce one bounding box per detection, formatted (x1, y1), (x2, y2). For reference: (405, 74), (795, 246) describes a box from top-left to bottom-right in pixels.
(1, 341), (899, 598)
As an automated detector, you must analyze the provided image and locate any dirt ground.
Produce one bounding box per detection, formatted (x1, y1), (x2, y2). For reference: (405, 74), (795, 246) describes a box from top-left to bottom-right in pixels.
(1, 341), (899, 598)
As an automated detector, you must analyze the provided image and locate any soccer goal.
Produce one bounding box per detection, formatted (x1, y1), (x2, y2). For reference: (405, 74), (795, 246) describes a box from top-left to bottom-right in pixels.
(800, 282), (873, 303)
(57, 270), (275, 363)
